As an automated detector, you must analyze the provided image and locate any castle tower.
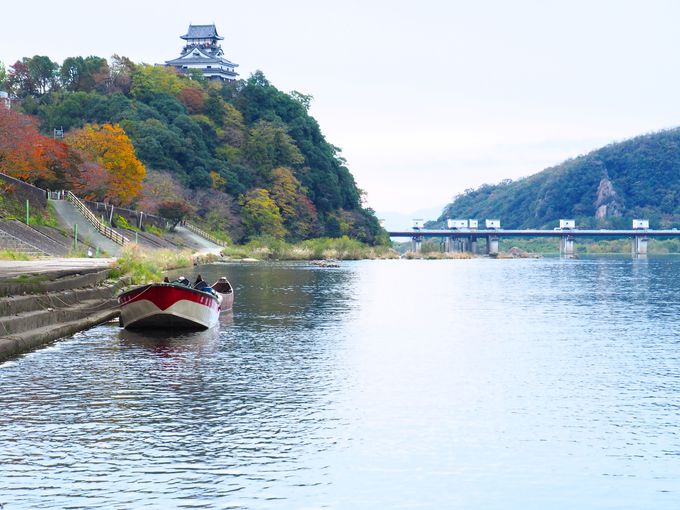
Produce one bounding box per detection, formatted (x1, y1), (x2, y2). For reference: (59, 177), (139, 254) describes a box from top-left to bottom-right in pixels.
(165, 24), (239, 81)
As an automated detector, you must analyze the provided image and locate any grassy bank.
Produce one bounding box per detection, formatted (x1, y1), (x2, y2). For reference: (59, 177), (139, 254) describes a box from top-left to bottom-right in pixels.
(110, 245), (193, 284)
(221, 236), (398, 261)
(0, 249), (32, 261)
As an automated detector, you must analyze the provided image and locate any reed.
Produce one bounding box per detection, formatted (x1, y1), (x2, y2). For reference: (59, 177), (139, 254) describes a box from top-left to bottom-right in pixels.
(220, 236), (398, 261)
(114, 244), (193, 284)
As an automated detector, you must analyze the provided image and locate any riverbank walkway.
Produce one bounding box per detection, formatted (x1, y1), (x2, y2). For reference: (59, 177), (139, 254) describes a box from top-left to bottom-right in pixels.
(50, 199), (124, 256)
(0, 258), (116, 278)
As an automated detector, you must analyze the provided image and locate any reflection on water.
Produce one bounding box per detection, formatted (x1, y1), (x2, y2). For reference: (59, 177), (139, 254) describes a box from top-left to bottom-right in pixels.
(118, 313), (231, 353)
(1, 258), (680, 509)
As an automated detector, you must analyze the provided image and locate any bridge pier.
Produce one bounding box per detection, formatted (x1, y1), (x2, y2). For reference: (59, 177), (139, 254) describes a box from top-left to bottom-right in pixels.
(487, 236), (499, 255)
(632, 235), (648, 256)
(560, 235), (575, 257)
(446, 236), (469, 253)
(412, 236), (422, 254)
(469, 237), (478, 254)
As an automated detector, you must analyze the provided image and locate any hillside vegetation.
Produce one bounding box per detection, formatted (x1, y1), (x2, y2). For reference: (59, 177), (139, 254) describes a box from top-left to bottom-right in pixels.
(438, 128), (680, 229)
(0, 55), (386, 244)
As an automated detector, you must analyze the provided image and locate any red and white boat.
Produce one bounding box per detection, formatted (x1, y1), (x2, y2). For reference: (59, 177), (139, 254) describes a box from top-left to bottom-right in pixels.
(118, 277), (234, 330)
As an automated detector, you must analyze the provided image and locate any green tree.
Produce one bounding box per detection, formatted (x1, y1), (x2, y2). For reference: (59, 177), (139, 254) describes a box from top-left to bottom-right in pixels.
(204, 89), (227, 126)
(60, 56), (108, 92)
(8, 56), (60, 97)
(0, 61), (6, 90)
(240, 188), (286, 239)
(131, 64), (186, 102)
(289, 90), (313, 111)
(26, 55), (59, 95)
(109, 54), (135, 95)
(242, 121), (304, 179)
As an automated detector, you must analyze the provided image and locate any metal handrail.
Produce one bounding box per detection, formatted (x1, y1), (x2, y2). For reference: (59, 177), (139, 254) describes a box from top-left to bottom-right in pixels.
(183, 221), (227, 247)
(65, 191), (130, 246)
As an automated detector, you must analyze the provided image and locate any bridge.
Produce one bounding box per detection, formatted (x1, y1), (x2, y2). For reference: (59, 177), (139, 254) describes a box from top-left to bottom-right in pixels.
(387, 227), (680, 256)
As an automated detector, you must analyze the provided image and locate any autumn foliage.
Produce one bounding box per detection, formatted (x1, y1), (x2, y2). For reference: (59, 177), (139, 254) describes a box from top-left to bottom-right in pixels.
(157, 199), (194, 229)
(240, 188), (286, 239)
(0, 107), (72, 187)
(177, 86), (205, 114)
(1, 53), (386, 244)
(66, 123), (145, 205)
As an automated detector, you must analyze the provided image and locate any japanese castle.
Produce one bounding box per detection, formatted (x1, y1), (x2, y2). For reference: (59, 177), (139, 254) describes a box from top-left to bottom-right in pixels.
(165, 24), (239, 81)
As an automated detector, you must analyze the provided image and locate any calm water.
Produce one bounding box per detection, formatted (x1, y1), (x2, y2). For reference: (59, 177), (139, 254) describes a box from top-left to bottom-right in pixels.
(1, 257), (680, 509)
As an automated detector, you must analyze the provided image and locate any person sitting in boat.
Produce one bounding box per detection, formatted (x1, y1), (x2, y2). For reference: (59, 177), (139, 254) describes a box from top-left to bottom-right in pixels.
(193, 274), (209, 290)
(177, 276), (191, 286)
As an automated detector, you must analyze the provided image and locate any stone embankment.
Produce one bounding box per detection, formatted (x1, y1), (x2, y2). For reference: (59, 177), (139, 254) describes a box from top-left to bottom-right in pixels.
(0, 266), (123, 362)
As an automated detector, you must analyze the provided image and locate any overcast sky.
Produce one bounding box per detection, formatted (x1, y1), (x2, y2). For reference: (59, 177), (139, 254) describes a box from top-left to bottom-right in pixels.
(3, 0), (680, 225)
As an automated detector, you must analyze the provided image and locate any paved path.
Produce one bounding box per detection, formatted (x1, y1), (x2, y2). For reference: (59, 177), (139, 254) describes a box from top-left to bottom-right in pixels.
(0, 258), (116, 278)
(50, 199), (124, 256)
(174, 226), (223, 256)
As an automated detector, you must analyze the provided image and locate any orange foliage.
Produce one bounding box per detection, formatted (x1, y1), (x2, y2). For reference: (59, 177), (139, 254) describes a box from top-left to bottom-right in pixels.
(66, 123), (145, 205)
(0, 107), (70, 186)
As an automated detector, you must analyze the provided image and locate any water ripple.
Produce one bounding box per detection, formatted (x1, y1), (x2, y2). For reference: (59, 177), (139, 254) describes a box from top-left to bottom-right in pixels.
(1, 259), (680, 508)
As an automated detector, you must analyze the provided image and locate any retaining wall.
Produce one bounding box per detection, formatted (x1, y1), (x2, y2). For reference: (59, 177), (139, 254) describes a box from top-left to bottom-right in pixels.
(0, 172), (47, 209)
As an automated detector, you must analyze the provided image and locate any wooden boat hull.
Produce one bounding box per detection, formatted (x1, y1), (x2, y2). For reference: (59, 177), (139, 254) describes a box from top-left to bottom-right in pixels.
(119, 284), (221, 330)
(212, 279), (234, 312)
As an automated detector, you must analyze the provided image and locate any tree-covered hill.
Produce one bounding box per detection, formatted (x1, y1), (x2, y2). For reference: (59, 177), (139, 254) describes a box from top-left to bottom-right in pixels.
(437, 128), (680, 229)
(0, 55), (385, 244)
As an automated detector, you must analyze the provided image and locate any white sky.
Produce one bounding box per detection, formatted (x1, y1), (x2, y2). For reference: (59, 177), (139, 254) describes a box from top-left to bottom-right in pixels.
(3, 0), (680, 225)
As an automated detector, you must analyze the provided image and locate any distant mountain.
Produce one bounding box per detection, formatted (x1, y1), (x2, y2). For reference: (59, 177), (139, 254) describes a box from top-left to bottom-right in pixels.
(435, 128), (680, 229)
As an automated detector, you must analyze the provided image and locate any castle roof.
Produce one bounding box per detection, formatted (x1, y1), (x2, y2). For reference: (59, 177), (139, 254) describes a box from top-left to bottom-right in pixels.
(165, 46), (238, 68)
(181, 24), (224, 41)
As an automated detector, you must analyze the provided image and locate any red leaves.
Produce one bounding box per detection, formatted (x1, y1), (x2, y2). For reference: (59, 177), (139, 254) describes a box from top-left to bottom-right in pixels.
(0, 107), (70, 186)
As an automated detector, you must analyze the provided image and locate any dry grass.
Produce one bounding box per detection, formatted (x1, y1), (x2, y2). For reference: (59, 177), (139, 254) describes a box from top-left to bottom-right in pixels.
(404, 251), (473, 259)
(114, 244), (193, 284)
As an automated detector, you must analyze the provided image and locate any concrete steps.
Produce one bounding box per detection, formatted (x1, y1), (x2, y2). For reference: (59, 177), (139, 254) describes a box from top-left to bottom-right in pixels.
(0, 268), (112, 298)
(0, 293), (117, 336)
(0, 284), (117, 317)
(0, 308), (119, 361)
(0, 268), (123, 361)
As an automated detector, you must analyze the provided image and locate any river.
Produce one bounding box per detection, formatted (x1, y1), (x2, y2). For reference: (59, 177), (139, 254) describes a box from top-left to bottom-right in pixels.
(1, 257), (679, 509)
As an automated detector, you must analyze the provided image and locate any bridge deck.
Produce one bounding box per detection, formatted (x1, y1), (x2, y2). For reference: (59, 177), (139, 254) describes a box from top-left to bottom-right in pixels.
(389, 229), (680, 238)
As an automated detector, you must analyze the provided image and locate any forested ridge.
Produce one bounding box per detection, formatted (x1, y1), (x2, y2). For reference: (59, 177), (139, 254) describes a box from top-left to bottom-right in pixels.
(437, 128), (680, 229)
(0, 55), (386, 244)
